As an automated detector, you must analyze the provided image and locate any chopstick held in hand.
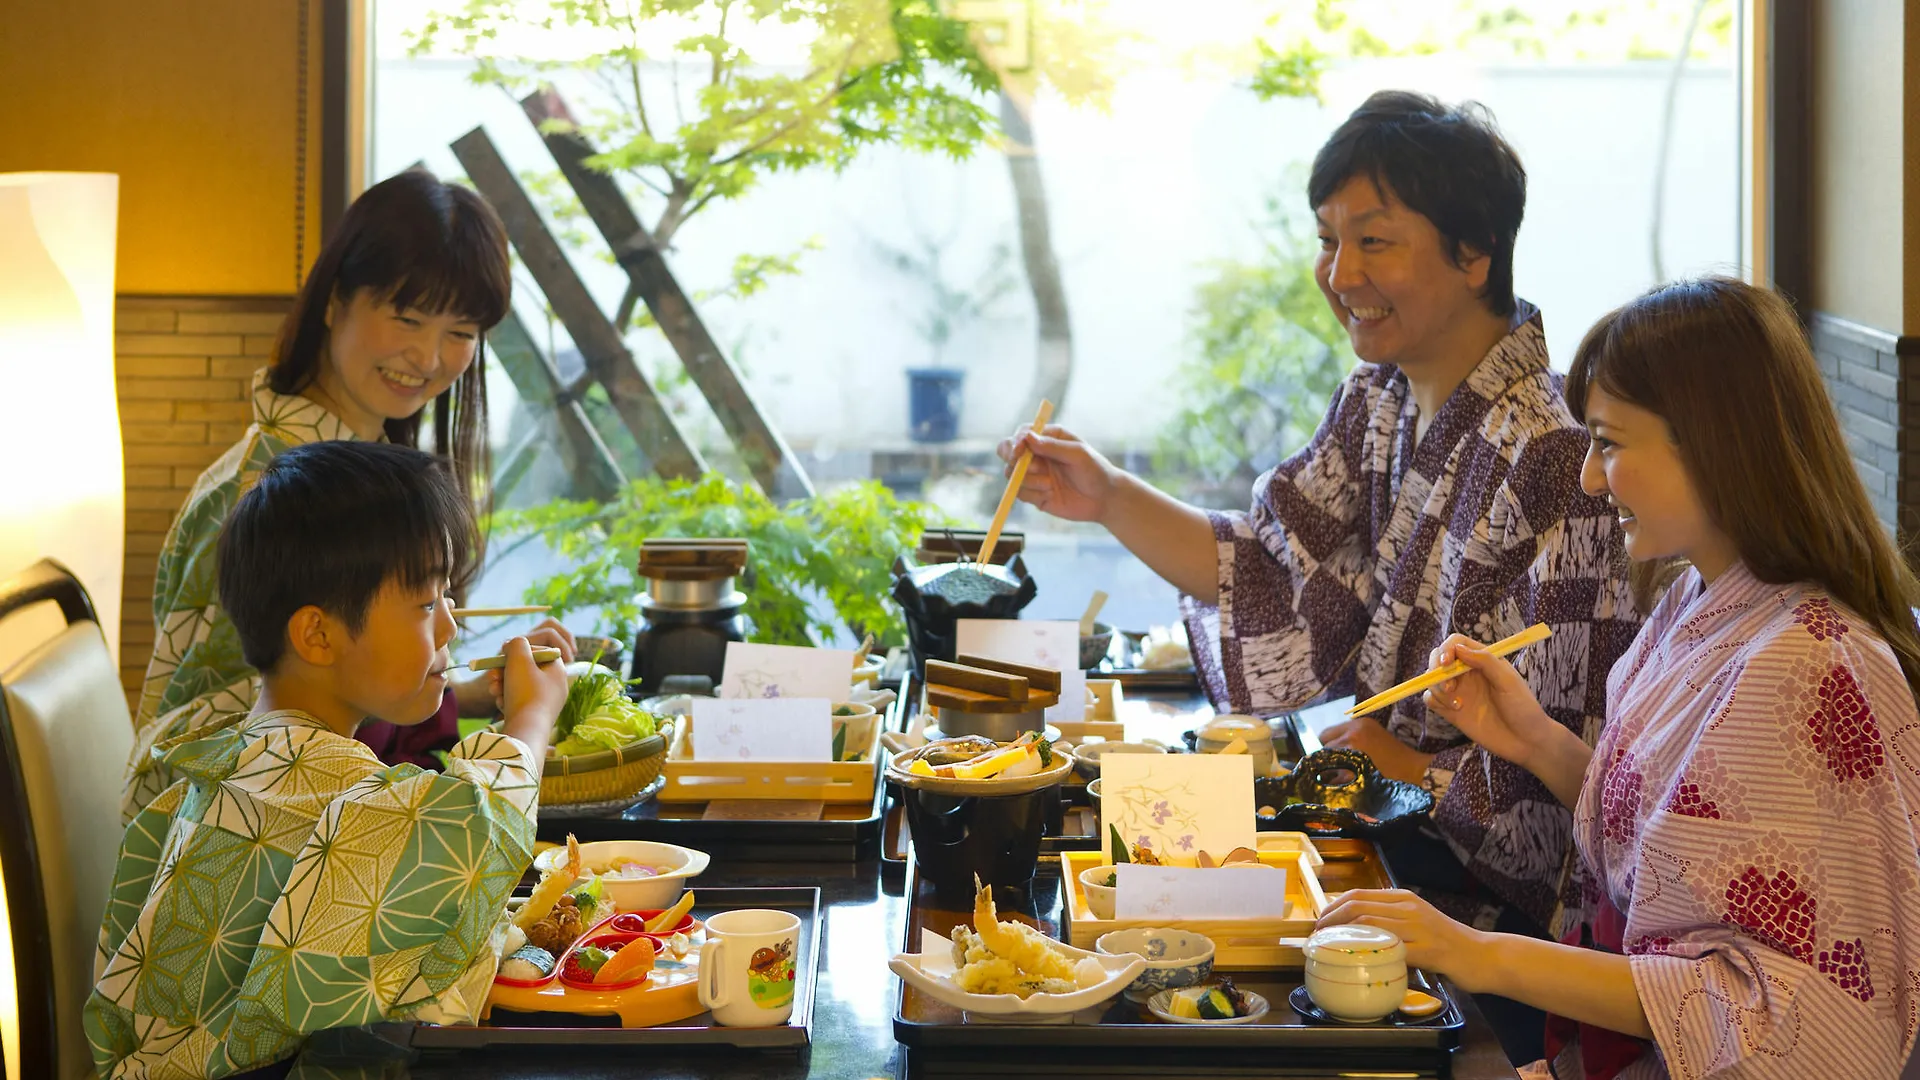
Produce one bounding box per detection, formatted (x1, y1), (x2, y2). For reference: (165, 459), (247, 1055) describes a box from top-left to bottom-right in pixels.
(980, 399), (1055, 568)
(465, 646), (564, 672)
(1346, 623), (1553, 718)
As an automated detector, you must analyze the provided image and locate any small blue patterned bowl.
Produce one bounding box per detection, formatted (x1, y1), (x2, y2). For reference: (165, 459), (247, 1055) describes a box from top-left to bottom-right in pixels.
(1094, 928), (1216, 1002)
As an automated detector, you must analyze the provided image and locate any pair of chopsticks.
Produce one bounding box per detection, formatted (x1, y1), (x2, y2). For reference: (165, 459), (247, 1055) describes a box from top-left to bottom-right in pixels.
(450, 605), (550, 619)
(1345, 623), (1553, 718)
(977, 400), (1056, 568)
(465, 646), (564, 671)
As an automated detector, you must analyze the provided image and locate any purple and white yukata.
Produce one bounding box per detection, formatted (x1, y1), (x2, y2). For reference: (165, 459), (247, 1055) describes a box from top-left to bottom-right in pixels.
(1183, 303), (1642, 932)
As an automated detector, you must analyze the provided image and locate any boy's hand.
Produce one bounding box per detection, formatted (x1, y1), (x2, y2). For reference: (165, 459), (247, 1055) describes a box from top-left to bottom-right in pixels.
(487, 617), (579, 714)
(496, 636), (569, 756)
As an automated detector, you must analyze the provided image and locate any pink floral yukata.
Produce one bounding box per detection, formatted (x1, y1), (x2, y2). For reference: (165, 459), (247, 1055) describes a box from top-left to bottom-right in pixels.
(1551, 563), (1920, 1079)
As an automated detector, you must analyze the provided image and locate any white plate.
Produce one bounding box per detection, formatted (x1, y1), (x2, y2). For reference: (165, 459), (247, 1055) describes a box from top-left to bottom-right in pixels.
(1147, 987), (1271, 1025)
(889, 927), (1145, 1016)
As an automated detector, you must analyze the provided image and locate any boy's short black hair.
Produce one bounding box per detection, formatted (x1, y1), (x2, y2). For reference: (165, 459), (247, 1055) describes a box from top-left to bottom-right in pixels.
(217, 441), (478, 672)
(1309, 90), (1527, 317)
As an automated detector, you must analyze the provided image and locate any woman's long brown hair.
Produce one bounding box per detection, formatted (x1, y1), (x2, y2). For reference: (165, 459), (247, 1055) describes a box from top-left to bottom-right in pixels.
(267, 168), (510, 593)
(1565, 276), (1920, 701)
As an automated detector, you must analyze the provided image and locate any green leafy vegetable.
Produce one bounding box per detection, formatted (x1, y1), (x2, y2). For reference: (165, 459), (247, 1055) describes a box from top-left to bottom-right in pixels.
(1036, 736), (1054, 769)
(1109, 823), (1130, 866)
(552, 665), (661, 756)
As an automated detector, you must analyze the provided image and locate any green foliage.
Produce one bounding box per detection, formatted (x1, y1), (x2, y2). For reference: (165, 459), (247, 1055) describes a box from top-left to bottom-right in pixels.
(1147, 196), (1352, 506)
(1249, 0), (1737, 88)
(492, 473), (952, 647)
(413, 0), (1002, 249)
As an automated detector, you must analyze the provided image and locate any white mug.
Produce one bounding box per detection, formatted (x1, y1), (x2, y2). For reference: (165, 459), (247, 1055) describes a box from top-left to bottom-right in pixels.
(698, 908), (802, 1026)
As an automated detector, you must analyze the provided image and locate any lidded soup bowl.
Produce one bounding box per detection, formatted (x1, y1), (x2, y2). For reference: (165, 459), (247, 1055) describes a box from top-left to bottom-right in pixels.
(1301, 924), (1407, 1022)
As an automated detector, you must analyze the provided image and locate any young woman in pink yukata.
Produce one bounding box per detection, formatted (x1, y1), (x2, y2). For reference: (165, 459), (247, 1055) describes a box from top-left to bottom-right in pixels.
(1317, 276), (1920, 1080)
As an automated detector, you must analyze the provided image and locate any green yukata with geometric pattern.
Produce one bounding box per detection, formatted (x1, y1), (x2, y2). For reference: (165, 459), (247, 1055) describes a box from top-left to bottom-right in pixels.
(126, 370), (367, 819)
(87, 711), (539, 1078)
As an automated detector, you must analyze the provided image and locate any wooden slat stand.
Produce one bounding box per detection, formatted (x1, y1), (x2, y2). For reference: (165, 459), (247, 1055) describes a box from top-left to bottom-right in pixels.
(520, 86), (814, 501)
(1057, 849), (1329, 970)
(451, 125), (706, 482)
(659, 720), (882, 804)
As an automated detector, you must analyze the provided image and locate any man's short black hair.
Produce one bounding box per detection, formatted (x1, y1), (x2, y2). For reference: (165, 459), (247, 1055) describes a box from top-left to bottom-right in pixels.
(217, 441), (478, 672)
(1309, 90), (1527, 317)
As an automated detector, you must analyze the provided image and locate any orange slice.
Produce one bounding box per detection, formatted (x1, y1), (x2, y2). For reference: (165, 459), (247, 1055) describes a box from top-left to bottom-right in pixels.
(593, 936), (657, 986)
(1400, 989), (1443, 1017)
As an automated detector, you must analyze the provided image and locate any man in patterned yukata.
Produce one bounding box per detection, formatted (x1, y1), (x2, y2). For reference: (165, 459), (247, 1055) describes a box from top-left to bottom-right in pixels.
(87, 441), (568, 1079)
(998, 91), (1641, 1060)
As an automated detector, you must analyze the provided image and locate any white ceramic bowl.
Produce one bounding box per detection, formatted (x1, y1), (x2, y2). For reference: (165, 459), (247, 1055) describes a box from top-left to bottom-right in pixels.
(533, 839), (710, 913)
(1147, 986), (1270, 1025)
(1095, 927), (1216, 1002)
(1078, 864), (1118, 920)
(832, 701), (879, 761)
(1070, 740), (1167, 781)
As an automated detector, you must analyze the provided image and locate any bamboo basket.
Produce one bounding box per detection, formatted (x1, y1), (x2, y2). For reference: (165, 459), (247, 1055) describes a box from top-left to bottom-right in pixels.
(533, 719), (673, 806)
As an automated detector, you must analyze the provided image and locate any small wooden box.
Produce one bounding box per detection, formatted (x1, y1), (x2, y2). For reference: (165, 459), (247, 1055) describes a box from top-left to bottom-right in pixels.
(658, 718), (882, 804)
(1053, 679), (1126, 742)
(1057, 848), (1328, 969)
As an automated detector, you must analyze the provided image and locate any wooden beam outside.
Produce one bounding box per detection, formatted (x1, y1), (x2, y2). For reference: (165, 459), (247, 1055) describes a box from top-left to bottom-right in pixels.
(488, 309), (629, 500)
(451, 125), (705, 480)
(520, 86), (814, 500)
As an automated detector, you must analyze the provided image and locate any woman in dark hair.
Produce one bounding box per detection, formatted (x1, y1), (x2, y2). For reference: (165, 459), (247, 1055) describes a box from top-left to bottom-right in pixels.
(999, 90), (1641, 1061)
(1319, 277), (1920, 1080)
(125, 169), (575, 802)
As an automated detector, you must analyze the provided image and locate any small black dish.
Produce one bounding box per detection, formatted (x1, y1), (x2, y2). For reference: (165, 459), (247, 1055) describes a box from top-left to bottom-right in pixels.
(1254, 748), (1434, 839)
(1287, 985), (1446, 1027)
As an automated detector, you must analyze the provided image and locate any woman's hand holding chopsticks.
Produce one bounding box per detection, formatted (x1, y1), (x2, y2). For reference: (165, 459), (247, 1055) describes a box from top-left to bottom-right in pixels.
(1422, 634), (1593, 809)
(995, 423), (1116, 523)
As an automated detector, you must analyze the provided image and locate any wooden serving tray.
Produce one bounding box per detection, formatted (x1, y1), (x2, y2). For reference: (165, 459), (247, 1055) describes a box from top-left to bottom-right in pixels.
(658, 718), (881, 804)
(1058, 848), (1328, 969)
(893, 857), (1464, 1067)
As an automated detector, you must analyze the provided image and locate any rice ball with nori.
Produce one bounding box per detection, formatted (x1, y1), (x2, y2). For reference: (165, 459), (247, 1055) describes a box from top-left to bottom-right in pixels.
(500, 944), (557, 981)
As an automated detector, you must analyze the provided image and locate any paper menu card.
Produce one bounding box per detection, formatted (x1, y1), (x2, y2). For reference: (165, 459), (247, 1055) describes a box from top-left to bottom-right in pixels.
(1099, 753), (1257, 865)
(953, 619), (1086, 722)
(1113, 864), (1292, 920)
(691, 697), (833, 761)
(718, 643), (853, 702)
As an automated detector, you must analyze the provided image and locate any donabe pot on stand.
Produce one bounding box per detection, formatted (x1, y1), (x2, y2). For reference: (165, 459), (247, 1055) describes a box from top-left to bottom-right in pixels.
(890, 554), (1037, 680)
(631, 538), (750, 695)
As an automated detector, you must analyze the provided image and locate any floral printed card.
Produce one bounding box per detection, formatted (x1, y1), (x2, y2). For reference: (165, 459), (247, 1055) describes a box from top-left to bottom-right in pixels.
(1099, 753), (1256, 865)
(954, 619), (1087, 722)
(718, 643), (854, 702)
(1113, 864), (1292, 920)
(691, 697), (833, 761)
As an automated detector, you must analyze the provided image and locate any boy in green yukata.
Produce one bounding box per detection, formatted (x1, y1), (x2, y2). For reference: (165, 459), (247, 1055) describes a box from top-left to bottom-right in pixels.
(85, 440), (569, 1080)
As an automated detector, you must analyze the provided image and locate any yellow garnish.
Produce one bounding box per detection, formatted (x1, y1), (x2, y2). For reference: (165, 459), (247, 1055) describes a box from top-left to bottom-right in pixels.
(645, 889), (695, 933)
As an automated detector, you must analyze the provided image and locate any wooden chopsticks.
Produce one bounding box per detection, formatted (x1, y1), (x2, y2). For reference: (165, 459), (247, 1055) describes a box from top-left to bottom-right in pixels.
(1345, 622), (1553, 718)
(465, 646), (564, 671)
(450, 605), (551, 619)
(978, 399), (1055, 568)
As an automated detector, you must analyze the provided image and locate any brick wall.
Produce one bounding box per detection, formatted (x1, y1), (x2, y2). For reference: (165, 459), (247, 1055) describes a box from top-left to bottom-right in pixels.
(1808, 311), (1920, 539)
(115, 295), (293, 710)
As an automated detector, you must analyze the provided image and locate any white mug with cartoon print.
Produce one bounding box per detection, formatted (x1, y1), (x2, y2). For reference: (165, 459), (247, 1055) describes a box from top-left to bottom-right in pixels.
(698, 908), (801, 1026)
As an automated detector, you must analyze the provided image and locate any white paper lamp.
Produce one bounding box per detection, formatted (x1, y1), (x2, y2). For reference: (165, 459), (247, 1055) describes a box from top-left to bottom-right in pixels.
(0, 173), (119, 1080)
(0, 173), (123, 671)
